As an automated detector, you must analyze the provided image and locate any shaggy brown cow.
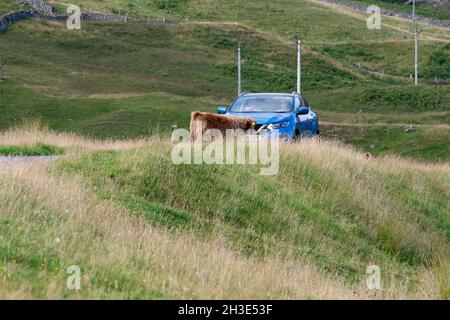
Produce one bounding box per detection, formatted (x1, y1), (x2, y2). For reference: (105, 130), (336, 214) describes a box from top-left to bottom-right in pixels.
(190, 111), (256, 141)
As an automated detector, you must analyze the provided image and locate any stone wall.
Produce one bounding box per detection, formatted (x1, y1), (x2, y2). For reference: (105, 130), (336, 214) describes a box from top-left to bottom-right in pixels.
(20, 0), (178, 24)
(318, 0), (450, 28)
(80, 13), (178, 25)
(4, 0), (447, 32)
(0, 8), (178, 32)
(0, 10), (39, 32)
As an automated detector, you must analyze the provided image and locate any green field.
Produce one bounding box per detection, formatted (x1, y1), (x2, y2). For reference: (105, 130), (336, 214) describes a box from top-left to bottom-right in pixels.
(0, 143), (64, 156)
(0, 15), (448, 160)
(313, 41), (450, 80)
(349, 0), (450, 21)
(0, 0), (449, 300)
(55, 140), (450, 281)
(0, 0), (20, 15)
(0, 128), (448, 299)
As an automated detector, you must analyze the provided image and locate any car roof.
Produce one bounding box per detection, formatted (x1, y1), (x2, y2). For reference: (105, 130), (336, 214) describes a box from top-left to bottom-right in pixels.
(240, 92), (295, 97)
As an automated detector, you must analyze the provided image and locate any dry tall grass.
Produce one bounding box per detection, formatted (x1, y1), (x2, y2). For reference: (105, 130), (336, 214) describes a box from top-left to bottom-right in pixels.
(0, 161), (443, 299)
(0, 121), (148, 151)
(0, 126), (447, 299)
(0, 162), (362, 299)
(283, 141), (449, 298)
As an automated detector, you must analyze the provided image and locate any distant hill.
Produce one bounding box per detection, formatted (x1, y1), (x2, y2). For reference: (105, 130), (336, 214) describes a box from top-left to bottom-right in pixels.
(0, 0), (449, 162)
(0, 0), (449, 300)
(348, 0), (450, 20)
(0, 125), (448, 298)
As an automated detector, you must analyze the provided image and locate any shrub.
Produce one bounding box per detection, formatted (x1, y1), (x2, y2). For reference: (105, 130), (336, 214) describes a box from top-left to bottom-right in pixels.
(0, 144), (64, 156)
(424, 46), (450, 80)
(154, 0), (186, 11)
(213, 36), (235, 49)
(359, 86), (450, 111)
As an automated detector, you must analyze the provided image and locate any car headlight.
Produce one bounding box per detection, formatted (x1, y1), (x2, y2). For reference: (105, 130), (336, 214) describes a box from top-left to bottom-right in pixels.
(268, 121), (290, 130)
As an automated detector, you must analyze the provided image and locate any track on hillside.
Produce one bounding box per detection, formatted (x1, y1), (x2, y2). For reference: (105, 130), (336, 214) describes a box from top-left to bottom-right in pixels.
(0, 155), (62, 164)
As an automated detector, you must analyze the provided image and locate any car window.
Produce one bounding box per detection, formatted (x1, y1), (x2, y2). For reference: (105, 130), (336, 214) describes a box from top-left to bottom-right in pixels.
(230, 95), (293, 113)
(303, 98), (310, 108)
(295, 96), (302, 109)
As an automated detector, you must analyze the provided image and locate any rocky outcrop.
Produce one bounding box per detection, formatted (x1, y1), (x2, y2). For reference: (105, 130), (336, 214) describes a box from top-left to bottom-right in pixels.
(21, 0), (55, 16)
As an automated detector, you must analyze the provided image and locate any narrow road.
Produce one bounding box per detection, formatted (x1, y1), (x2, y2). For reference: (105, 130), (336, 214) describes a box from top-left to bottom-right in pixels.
(0, 155), (62, 164)
(321, 121), (450, 128)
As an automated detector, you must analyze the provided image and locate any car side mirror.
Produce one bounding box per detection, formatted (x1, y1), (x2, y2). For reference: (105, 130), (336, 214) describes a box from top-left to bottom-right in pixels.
(217, 106), (227, 114)
(297, 107), (309, 115)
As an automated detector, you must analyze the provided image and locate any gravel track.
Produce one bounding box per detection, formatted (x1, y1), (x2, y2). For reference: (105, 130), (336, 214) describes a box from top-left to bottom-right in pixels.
(0, 155), (62, 164)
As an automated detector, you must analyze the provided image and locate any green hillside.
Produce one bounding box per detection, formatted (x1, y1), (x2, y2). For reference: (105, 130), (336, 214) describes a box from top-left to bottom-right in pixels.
(56, 138), (450, 282)
(0, 127), (448, 298)
(350, 0), (450, 21)
(0, 15), (448, 160)
(0, 0), (449, 299)
(0, 0), (20, 15)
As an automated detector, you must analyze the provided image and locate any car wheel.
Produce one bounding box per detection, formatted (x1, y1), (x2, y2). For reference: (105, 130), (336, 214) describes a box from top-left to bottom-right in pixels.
(293, 130), (301, 143)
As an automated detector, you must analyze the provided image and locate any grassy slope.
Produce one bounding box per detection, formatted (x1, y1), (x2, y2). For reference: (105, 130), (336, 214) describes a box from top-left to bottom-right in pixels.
(322, 124), (450, 162)
(0, 18), (448, 160)
(309, 86), (450, 162)
(53, 142), (450, 280)
(0, 127), (448, 298)
(0, 0), (20, 15)
(47, 0), (450, 40)
(0, 143), (63, 156)
(0, 0), (448, 161)
(313, 42), (450, 80)
(0, 0), (448, 297)
(55, 140), (450, 282)
(0, 150), (360, 299)
(348, 0), (450, 21)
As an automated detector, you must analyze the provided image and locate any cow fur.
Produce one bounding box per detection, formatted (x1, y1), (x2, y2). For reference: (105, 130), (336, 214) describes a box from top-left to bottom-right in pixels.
(190, 111), (256, 141)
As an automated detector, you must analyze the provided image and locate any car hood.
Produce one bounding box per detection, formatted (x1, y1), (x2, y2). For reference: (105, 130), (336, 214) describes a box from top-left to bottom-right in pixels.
(228, 112), (292, 125)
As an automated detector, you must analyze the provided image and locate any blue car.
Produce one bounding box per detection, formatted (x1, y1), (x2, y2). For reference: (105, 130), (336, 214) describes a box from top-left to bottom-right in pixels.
(217, 92), (319, 140)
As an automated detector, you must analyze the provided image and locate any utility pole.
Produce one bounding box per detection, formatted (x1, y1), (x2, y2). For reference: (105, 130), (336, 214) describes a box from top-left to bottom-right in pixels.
(297, 39), (301, 94)
(414, 28), (419, 86)
(413, 0), (419, 86)
(237, 41), (242, 95)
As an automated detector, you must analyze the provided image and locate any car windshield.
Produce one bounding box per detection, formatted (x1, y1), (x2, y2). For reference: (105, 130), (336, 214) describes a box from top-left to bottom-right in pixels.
(230, 95), (293, 113)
